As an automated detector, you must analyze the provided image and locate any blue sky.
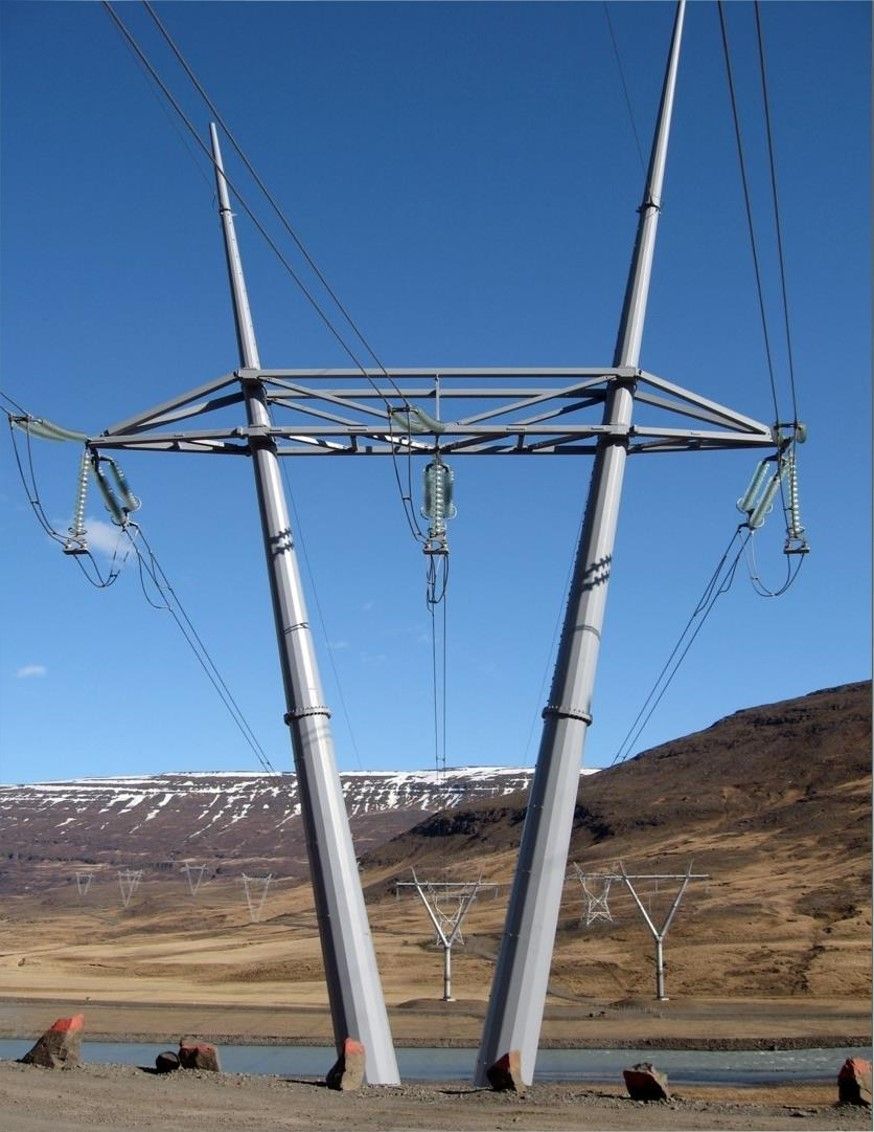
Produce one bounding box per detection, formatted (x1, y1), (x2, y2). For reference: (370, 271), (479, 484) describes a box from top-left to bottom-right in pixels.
(1, 2), (869, 785)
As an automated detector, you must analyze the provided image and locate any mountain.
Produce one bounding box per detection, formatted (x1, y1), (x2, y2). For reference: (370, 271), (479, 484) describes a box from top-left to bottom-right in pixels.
(0, 681), (868, 1001)
(362, 680), (871, 998)
(0, 766), (553, 894)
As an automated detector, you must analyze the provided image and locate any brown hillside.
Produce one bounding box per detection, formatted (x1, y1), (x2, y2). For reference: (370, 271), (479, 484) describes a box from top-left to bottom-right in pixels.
(0, 682), (868, 1021)
(364, 682), (872, 1000)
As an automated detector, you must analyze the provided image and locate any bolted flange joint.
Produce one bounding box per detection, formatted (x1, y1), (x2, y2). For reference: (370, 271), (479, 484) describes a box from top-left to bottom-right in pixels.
(542, 704), (593, 725)
(284, 705), (332, 724)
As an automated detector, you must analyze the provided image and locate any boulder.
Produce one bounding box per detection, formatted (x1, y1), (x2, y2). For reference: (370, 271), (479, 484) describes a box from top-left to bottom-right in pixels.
(838, 1058), (872, 1106)
(623, 1061), (671, 1102)
(485, 1049), (526, 1093)
(155, 1050), (180, 1073)
(326, 1038), (366, 1092)
(19, 1013), (85, 1069)
(178, 1040), (221, 1072)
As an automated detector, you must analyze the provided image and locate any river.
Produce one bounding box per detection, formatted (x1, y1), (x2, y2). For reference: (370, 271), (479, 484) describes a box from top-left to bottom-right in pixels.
(1, 1040), (869, 1084)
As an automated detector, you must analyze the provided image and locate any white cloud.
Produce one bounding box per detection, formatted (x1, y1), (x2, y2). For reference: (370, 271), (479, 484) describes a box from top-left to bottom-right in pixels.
(329, 640), (350, 651)
(16, 664), (47, 679)
(84, 516), (127, 557)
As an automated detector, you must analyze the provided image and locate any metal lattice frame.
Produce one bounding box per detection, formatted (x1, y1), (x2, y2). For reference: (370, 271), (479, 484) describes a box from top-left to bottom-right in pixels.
(181, 861), (206, 897)
(74, 870), (94, 898)
(241, 872), (272, 923)
(396, 872), (498, 1001)
(90, 365), (774, 459)
(571, 862), (710, 1001)
(572, 865), (615, 927)
(118, 868), (143, 908)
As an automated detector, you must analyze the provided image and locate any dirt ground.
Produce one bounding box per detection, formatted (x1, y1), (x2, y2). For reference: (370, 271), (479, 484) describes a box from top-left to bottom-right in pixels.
(1, 1060), (871, 1132)
(0, 877), (870, 1130)
(1, 995), (871, 1132)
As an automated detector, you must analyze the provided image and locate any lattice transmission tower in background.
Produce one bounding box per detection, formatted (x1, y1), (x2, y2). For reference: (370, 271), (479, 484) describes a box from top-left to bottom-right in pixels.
(241, 873), (272, 923)
(74, 870), (94, 898)
(396, 871), (497, 1002)
(117, 868), (143, 909)
(573, 861), (710, 1001)
(181, 861), (207, 898)
(572, 864), (615, 927)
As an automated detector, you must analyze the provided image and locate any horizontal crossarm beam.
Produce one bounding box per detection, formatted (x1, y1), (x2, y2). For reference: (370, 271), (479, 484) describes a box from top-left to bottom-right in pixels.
(88, 365), (776, 457)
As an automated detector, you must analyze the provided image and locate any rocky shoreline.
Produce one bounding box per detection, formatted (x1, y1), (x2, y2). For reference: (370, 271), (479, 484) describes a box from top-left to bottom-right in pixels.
(18, 1031), (868, 1051)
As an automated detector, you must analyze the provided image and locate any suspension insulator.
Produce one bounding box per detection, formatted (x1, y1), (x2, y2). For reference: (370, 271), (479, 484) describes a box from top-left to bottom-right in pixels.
(782, 449), (810, 555)
(422, 459), (457, 556)
(92, 461), (126, 526)
(422, 460), (457, 524)
(737, 459), (771, 515)
(104, 457), (141, 513)
(63, 448), (91, 556)
(783, 453), (804, 539)
(747, 471), (781, 530)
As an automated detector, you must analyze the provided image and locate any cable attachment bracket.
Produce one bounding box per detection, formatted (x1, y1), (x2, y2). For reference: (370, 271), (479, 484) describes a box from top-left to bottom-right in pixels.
(737, 421), (809, 555)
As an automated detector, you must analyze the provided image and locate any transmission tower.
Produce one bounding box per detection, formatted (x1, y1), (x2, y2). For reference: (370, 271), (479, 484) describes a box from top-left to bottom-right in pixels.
(118, 868), (143, 909)
(19, 0), (805, 1091)
(181, 861), (206, 897)
(396, 871), (496, 1002)
(241, 873), (272, 923)
(572, 865), (615, 927)
(618, 861), (709, 1001)
(74, 870), (94, 898)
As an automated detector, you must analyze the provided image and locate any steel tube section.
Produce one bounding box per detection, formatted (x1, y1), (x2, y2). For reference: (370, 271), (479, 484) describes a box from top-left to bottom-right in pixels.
(257, 367), (630, 379)
(210, 125), (399, 1085)
(655, 938), (667, 1001)
(475, 0), (686, 1088)
(444, 946), (453, 1002)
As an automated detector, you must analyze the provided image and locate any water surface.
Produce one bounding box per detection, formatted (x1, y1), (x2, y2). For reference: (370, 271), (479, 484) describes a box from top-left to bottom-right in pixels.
(2, 1040), (869, 1084)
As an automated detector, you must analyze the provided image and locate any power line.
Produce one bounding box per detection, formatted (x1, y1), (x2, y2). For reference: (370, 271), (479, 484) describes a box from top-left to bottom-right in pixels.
(717, 0), (806, 555)
(5, 415), (129, 589)
(716, 0), (781, 427)
(753, 0), (800, 426)
(124, 524), (279, 775)
(426, 554), (450, 778)
(744, 528), (805, 598)
(602, 2), (647, 176)
(101, 1), (428, 547)
(0, 388), (29, 416)
(141, 0), (410, 407)
(610, 525), (752, 765)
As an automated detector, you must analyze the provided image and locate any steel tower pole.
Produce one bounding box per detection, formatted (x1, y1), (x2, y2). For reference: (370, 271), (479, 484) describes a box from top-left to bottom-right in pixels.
(210, 125), (399, 1085)
(475, 0), (686, 1088)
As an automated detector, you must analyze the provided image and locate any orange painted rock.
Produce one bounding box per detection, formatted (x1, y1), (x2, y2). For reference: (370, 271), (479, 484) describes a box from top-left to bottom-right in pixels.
(326, 1037), (366, 1091)
(838, 1058), (872, 1106)
(20, 1013), (85, 1069)
(485, 1049), (526, 1093)
(178, 1040), (221, 1072)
